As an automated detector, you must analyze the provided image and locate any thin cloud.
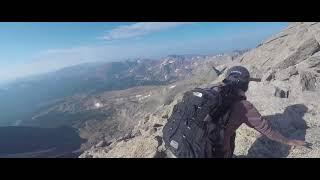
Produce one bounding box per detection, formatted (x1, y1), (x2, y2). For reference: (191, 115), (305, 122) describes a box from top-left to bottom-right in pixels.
(101, 22), (194, 40)
(0, 22), (285, 82)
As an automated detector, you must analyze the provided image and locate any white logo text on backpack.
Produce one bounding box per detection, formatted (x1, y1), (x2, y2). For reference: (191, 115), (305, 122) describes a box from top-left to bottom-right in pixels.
(193, 92), (203, 97)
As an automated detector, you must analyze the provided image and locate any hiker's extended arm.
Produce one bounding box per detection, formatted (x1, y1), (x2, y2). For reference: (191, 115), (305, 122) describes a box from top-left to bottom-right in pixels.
(241, 101), (302, 146)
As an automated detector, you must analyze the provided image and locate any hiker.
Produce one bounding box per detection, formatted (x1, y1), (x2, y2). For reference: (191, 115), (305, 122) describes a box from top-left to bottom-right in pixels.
(162, 66), (311, 158)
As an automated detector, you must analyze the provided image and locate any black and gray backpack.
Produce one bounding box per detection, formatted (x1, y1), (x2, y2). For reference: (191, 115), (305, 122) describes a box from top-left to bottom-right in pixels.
(162, 84), (236, 158)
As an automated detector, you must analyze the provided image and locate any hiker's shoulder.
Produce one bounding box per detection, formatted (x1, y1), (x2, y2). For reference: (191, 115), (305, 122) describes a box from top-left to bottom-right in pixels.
(209, 82), (224, 89)
(235, 99), (255, 109)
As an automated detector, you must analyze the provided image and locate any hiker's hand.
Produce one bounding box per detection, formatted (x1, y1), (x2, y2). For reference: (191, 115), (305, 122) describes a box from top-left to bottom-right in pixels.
(287, 140), (312, 149)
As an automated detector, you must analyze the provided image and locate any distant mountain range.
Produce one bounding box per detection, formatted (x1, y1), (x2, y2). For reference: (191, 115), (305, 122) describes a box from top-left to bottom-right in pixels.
(0, 52), (245, 127)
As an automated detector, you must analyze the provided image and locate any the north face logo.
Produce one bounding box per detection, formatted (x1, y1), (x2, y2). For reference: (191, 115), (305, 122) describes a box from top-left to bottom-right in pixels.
(170, 140), (179, 149)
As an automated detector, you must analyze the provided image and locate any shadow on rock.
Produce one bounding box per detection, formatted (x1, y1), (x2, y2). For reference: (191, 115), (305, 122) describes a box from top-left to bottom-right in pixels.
(246, 104), (309, 158)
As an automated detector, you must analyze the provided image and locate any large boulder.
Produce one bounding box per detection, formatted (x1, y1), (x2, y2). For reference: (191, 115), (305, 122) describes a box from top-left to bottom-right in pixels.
(272, 80), (291, 98)
(275, 66), (299, 81)
(274, 86), (289, 98)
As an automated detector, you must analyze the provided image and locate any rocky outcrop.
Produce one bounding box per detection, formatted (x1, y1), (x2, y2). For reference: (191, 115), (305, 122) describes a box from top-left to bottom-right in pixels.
(299, 71), (318, 91)
(274, 37), (320, 70)
(79, 101), (176, 158)
(239, 22), (320, 76)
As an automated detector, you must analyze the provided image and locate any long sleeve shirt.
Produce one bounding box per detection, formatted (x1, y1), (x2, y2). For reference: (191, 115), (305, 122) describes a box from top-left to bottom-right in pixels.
(222, 93), (290, 158)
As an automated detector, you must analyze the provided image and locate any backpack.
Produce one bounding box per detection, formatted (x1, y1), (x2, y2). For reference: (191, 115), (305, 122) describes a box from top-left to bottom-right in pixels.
(162, 84), (236, 158)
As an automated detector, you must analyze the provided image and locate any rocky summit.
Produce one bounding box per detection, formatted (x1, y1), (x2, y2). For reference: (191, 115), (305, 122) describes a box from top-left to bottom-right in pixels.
(80, 22), (320, 158)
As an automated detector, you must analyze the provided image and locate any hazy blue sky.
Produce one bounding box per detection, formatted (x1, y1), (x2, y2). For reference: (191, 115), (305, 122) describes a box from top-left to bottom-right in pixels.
(0, 22), (288, 82)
